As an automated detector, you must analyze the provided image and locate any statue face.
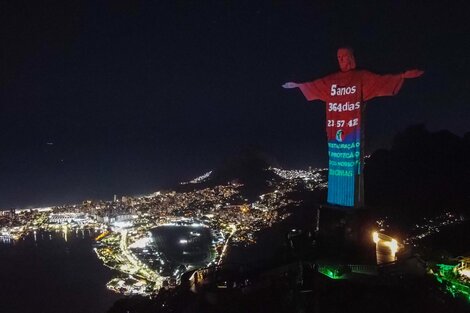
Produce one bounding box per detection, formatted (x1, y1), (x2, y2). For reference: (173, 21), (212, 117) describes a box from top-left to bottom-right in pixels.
(337, 48), (356, 72)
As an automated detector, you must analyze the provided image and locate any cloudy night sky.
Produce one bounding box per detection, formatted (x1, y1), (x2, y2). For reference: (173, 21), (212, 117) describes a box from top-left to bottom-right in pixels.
(1, 1), (469, 208)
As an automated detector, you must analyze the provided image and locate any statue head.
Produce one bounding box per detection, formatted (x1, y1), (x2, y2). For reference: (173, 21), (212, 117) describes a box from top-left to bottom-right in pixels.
(337, 47), (356, 72)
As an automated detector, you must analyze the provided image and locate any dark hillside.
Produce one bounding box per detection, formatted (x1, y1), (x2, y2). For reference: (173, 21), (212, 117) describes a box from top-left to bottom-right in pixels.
(365, 125), (470, 220)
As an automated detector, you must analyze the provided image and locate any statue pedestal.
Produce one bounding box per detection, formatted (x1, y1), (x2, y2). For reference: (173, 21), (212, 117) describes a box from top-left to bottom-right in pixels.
(315, 204), (376, 263)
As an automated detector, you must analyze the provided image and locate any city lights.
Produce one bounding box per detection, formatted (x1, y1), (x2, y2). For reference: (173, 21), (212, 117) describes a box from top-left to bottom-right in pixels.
(389, 239), (398, 254)
(372, 231), (379, 244)
(0, 166), (317, 296)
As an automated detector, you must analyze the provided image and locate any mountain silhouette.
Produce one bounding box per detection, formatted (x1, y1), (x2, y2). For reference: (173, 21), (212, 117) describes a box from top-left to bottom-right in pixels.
(176, 147), (281, 201)
(365, 124), (470, 220)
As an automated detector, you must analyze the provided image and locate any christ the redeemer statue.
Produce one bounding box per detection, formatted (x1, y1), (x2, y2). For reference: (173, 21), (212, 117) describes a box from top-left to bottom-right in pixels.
(283, 47), (423, 208)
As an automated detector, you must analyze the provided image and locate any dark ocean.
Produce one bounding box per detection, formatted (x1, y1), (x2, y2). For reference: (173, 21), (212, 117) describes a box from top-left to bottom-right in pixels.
(0, 230), (121, 313)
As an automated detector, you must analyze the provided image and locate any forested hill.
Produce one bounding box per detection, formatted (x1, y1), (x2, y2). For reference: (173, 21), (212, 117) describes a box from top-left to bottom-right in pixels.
(365, 125), (470, 219)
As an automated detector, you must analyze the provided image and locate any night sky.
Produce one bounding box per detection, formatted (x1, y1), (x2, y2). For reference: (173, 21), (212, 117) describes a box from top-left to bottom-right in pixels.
(1, 1), (469, 208)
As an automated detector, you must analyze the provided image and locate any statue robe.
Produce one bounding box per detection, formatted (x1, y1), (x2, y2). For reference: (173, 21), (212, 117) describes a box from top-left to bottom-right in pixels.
(298, 70), (404, 208)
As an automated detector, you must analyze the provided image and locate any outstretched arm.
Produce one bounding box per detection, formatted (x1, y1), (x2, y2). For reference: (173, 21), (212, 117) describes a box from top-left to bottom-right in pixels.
(282, 78), (329, 101)
(282, 82), (300, 89)
(362, 69), (423, 101)
(401, 69), (424, 79)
